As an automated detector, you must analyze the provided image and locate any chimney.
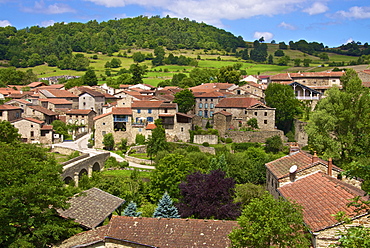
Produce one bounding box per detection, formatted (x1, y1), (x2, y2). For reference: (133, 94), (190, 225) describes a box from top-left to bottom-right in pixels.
(327, 158), (333, 176)
(289, 142), (300, 155)
(312, 151), (318, 163)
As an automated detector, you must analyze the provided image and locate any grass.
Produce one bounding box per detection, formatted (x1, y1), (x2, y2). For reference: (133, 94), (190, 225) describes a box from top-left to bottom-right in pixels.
(102, 169), (152, 178)
(52, 153), (70, 163)
(129, 153), (151, 160)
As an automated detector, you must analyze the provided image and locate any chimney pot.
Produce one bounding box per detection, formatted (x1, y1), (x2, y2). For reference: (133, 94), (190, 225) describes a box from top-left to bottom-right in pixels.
(312, 151), (318, 163)
(328, 158), (333, 176)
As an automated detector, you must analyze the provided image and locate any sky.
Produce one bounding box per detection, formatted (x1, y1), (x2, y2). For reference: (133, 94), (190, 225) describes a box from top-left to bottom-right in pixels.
(0, 0), (370, 48)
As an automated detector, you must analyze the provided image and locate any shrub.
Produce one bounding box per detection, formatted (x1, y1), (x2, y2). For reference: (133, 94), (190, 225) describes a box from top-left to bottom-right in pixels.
(231, 142), (261, 152)
(286, 131), (296, 142)
(185, 145), (201, 153)
(202, 142), (210, 147)
(225, 138), (233, 144)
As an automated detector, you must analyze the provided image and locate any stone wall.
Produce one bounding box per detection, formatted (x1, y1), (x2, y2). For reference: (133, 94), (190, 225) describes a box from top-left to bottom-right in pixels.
(125, 156), (152, 165)
(225, 130), (285, 143)
(294, 120), (308, 147)
(52, 145), (78, 155)
(194, 135), (218, 145)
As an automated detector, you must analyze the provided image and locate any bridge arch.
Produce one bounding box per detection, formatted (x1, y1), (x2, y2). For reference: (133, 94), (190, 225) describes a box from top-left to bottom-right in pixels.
(92, 162), (101, 172)
(64, 176), (73, 184)
(79, 168), (88, 179)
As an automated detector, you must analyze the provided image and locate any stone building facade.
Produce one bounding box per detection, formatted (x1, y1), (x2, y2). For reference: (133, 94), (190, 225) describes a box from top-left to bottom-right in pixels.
(66, 109), (97, 133)
(11, 117), (54, 144)
(0, 104), (22, 121)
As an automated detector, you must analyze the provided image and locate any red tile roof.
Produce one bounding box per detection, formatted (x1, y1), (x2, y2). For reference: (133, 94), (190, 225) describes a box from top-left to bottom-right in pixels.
(39, 98), (72, 105)
(266, 151), (342, 180)
(191, 83), (234, 91)
(146, 123), (156, 130)
(11, 117), (44, 124)
(279, 171), (369, 232)
(28, 81), (46, 88)
(41, 125), (53, 130)
(215, 97), (263, 108)
(106, 216), (238, 248)
(0, 104), (22, 110)
(132, 100), (164, 108)
(214, 110), (232, 116)
(40, 89), (78, 98)
(37, 84), (64, 90)
(193, 91), (225, 98)
(6, 99), (32, 105)
(29, 105), (57, 116)
(66, 109), (95, 115)
(112, 107), (132, 115)
(78, 87), (105, 97)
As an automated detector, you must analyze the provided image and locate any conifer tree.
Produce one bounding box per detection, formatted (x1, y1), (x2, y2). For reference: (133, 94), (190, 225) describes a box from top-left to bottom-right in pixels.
(153, 193), (180, 218)
(123, 201), (142, 217)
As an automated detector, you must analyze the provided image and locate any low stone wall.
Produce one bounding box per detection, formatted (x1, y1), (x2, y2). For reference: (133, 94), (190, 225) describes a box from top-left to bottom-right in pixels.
(61, 153), (89, 166)
(125, 155), (153, 165)
(126, 145), (147, 155)
(225, 130), (285, 143)
(51, 145), (78, 155)
(194, 135), (218, 145)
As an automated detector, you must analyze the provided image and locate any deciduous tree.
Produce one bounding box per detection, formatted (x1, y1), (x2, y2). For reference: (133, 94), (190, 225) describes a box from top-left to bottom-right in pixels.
(229, 194), (310, 248)
(146, 119), (168, 159)
(0, 120), (20, 143)
(177, 170), (241, 220)
(173, 89), (195, 113)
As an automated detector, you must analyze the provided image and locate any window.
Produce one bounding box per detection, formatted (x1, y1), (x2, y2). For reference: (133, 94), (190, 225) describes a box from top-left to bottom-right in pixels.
(210, 103), (214, 109)
(147, 117), (154, 122)
(138, 128), (142, 132)
(102, 122), (106, 125)
(199, 103), (203, 108)
(81, 119), (85, 125)
(30, 131), (34, 137)
(148, 109), (152, 114)
(211, 99), (213, 102)
(210, 111), (214, 117)
(137, 109), (141, 113)
(16, 112), (20, 118)
(30, 125), (33, 128)
(205, 103), (208, 109)
(69, 119), (73, 123)
(254, 112), (258, 116)
(102, 131), (106, 135)
(264, 120), (267, 124)
(198, 110), (203, 117)
(264, 112), (267, 116)
(181, 127), (184, 132)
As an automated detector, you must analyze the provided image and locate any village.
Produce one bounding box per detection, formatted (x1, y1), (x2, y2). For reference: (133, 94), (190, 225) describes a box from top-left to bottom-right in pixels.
(1, 69), (370, 247)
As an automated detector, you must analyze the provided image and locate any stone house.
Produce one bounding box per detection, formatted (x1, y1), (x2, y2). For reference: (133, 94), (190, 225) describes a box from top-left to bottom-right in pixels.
(65, 109), (96, 133)
(0, 104), (22, 121)
(265, 147), (368, 247)
(214, 97), (275, 131)
(68, 87), (106, 115)
(5, 99), (32, 109)
(357, 70), (370, 85)
(270, 71), (344, 94)
(55, 216), (238, 248)
(38, 89), (79, 109)
(11, 117), (54, 144)
(24, 105), (58, 124)
(289, 82), (322, 101)
(93, 101), (192, 148)
(193, 91), (225, 117)
(39, 98), (73, 112)
(236, 82), (265, 99)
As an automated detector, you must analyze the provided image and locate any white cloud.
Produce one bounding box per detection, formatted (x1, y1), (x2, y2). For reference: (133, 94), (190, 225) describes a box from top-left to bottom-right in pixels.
(41, 20), (55, 27)
(253, 31), (274, 41)
(345, 38), (353, 44)
(303, 2), (328, 15)
(22, 0), (75, 14)
(278, 21), (297, 30)
(0, 20), (11, 27)
(336, 6), (370, 19)
(84, 0), (126, 8)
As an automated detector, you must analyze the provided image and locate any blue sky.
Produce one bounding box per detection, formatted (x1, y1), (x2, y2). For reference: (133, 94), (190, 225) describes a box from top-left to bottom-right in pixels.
(1, 0), (369, 47)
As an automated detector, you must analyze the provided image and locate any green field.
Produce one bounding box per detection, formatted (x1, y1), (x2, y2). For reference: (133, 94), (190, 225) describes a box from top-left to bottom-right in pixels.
(16, 46), (364, 86)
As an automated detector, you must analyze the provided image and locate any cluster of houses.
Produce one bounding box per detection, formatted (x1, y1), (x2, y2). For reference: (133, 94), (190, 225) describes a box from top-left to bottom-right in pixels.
(1, 70), (370, 247)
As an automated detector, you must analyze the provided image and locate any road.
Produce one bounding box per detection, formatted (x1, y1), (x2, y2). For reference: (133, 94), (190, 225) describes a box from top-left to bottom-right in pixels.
(53, 133), (155, 170)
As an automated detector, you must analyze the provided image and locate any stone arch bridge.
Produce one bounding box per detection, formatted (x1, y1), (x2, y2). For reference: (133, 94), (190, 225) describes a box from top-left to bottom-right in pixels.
(61, 152), (110, 186)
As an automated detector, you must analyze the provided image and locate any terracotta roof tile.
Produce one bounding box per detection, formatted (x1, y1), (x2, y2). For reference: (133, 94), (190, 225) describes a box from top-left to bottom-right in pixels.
(146, 123), (156, 130)
(5, 99), (32, 105)
(29, 105), (57, 116)
(106, 216), (238, 248)
(41, 125), (53, 130)
(0, 104), (22, 110)
(214, 110), (232, 116)
(193, 91), (225, 98)
(215, 97), (263, 108)
(265, 151), (342, 180)
(132, 100), (164, 108)
(40, 89), (78, 98)
(11, 117), (44, 124)
(39, 98), (72, 105)
(55, 225), (108, 248)
(58, 188), (125, 229)
(66, 109), (95, 115)
(112, 107), (132, 115)
(28, 82), (46, 88)
(78, 87), (105, 97)
(279, 171), (369, 232)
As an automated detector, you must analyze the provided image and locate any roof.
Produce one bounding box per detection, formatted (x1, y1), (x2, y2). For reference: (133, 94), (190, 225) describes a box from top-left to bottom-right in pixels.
(37, 84), (65, 90)
(193, 91), (225, 98)
(28, 81), (47, 88)
(191, 83), (235, 91)
(0, 104), (22, 110)
(58, 188), (125, 229)
(39, 98), (73, 105)
(132, 100), (164, 108)
(66, 109), (96, 115)
(41, 125), (53, 130)
(279, 171), (369, 232)
(78, 87), (105, 97)
(214, 110), (232, 116)
(39, 89), (78, 98)
(266, 151), (342, 180)
(270, 71), (344, 81)
(289, 82), (323, 95)
(146, 123), (156, 130)
(11, 117), (44, 124)
(93, 107), (132, 121)
(28, 105), (57, 116)
(106, 216), (238, 248)
(215, 97), (263, 108)
(5, 99), (32, 105)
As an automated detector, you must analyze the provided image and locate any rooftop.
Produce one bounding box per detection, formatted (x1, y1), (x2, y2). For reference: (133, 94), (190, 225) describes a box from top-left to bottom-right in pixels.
(215, 97), (263, 108)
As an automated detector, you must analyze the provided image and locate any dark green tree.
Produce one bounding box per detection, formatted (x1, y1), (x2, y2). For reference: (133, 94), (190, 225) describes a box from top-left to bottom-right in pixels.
(0, 143), (81, 247)
(103, 133), (115, 150)
(146, 119), (168, 159)
(124, 201), (142, 217)
(217, 66), (241, 84)
(229, 194), (310, 248)
(130, 63), (146, 84)
(82, 68), (98, 86)
(247, 118), (259, 129)
(0, 120), (20, 143)
(173, 89), (195, 113)
(265, 135), (284, 153)
(153, 193), (180, 218)
(265, 83), (302, 133)
(152, 46), (165, 66)
(132, 52), (145, 63)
